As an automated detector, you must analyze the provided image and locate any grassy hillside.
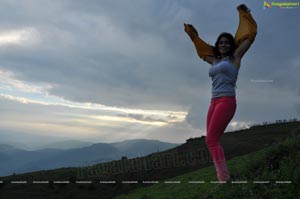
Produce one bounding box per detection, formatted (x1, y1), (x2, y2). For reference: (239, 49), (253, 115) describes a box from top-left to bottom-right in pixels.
(0, 121), (299, 198)
(113, 135), (300, 199)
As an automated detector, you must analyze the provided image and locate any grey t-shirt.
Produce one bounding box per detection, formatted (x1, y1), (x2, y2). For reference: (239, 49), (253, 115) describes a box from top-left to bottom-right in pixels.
(209, 57), (239, 98)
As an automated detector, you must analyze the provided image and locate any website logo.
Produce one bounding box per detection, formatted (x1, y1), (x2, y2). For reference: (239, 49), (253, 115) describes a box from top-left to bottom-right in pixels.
(263, 1), (300, 9)
(263, 1), (272, 9)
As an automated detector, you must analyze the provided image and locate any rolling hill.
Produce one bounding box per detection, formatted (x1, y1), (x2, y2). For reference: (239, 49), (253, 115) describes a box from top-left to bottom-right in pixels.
(0, 121), (299, 199)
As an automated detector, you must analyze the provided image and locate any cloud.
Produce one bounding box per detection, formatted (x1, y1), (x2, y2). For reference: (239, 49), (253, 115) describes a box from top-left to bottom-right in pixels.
(0, 69), (51, 94)
(0, 28), (39, 46)
(0, 1), (299, 144)
(0, 0), (211, 110)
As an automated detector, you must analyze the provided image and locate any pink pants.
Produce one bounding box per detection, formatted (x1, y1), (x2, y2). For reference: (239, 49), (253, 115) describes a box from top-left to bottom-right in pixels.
(206, 96), (236, 182)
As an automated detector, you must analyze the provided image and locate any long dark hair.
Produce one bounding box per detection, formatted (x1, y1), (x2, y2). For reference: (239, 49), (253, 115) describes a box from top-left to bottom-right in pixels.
(214, 32), (236, 59)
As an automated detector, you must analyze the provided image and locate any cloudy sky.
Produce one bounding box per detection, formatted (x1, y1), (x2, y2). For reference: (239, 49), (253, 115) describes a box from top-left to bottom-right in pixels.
(0, 0), (299, 146)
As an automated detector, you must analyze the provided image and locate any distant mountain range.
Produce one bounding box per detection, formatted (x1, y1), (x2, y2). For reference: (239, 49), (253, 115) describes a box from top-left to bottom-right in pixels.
(35, 140), (95, 150)
(0, 139), (180, 176)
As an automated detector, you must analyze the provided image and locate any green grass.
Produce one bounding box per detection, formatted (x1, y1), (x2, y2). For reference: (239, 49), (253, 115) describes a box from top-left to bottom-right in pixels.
(113, 136), (300, 199)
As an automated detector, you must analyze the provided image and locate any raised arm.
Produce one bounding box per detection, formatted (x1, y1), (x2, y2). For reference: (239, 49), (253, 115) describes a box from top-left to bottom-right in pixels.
(234, 4), (257, 59)
(184, 23), (216, 65)
(234, 38), (253, 59)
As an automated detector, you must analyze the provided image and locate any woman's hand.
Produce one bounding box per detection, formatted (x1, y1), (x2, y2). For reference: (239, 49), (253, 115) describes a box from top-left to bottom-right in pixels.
(237, 4), (251, 12)
(184, 23), (199, 41)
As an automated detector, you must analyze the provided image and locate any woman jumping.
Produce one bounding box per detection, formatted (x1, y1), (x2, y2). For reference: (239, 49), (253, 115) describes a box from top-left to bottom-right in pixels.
(184, 4), (257, 184)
